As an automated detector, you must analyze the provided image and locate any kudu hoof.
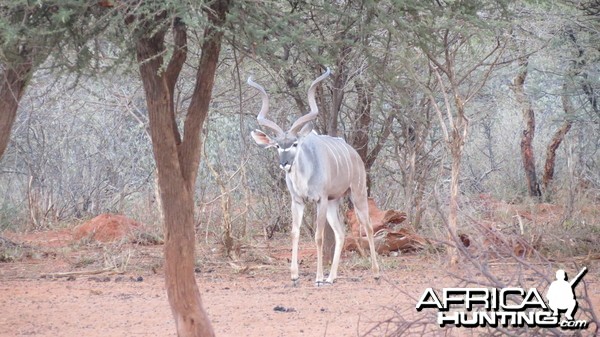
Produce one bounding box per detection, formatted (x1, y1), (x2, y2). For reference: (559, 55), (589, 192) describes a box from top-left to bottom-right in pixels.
(291, 278), (300, 287)
(315, 280), (333, 287)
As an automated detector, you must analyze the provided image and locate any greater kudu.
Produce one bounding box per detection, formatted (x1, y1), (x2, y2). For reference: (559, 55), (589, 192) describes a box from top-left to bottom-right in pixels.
(248, 68), (380, 286)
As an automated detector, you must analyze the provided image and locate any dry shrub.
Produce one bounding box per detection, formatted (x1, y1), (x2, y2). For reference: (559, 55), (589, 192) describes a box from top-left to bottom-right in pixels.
(0, 236), (25, 262)
(362, 192), (600, 336)
(363, 244), (599, 336)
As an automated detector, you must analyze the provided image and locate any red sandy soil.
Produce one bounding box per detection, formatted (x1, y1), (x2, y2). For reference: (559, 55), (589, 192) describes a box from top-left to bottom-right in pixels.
(1, 228), (599, 337)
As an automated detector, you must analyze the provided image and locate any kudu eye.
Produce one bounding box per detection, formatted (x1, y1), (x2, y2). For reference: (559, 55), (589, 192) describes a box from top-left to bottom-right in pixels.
(275, 144), (280, 149)
(292, 142), (298, 147)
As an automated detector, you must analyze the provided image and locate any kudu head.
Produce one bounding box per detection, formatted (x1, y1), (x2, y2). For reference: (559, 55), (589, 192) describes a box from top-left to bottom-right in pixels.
(248, 68), (331, 172)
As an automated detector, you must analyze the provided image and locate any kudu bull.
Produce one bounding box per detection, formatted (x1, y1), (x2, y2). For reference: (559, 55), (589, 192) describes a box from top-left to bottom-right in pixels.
(248, 68), (380, 286)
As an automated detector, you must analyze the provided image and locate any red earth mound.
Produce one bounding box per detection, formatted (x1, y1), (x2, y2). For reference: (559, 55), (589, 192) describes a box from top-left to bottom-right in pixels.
(346, 198), (407, 237)
(345, 199), (426, 255)
(73, 214), (142, 242)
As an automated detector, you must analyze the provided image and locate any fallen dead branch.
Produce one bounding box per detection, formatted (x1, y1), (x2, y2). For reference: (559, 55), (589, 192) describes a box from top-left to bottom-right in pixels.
(345, 228), (428, 255)
(40, 267), (125, 279)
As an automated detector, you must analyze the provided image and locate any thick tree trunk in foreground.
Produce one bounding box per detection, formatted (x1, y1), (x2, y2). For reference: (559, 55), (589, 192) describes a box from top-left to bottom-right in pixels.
(513, 59), (541, 198)
(0, 62), (33, 160)
(135, 2), (229, 336)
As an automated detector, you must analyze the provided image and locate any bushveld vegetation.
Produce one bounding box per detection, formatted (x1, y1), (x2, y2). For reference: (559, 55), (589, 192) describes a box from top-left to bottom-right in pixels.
(1, 1), (599, 336)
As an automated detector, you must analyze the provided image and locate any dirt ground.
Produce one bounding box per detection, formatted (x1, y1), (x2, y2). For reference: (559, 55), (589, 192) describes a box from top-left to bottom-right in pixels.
(1, 229), (599, 337)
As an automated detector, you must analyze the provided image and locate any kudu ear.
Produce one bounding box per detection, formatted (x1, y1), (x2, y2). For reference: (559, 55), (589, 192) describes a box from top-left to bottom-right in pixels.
(251, 130), (276, 148)
(297, 121), (314, 138)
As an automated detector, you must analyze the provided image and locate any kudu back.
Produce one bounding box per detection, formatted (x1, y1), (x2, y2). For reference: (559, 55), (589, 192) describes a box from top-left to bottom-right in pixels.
(248, 68), (380, 286)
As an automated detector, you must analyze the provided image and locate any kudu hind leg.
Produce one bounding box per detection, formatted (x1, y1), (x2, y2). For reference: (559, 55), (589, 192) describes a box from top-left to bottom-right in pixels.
(352, 197), (380, 279)
(325, 199), (345, 284)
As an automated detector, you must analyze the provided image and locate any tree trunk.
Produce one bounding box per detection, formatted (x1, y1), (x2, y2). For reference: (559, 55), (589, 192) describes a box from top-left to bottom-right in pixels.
(325, 63), (348, 264)
(541, 87), (574, 194)
(326, 46), (350, 137)
(0, 62), (33, 160)
(513, 59), (541, 198)
(353, 79), (372, 193)
(135, 2), (229, 336)
(448, 138), (462, 265)
(447, 98), (467, 265)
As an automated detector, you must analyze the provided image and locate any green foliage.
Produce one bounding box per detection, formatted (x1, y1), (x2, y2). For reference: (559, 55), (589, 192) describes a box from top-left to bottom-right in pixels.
(0, 1), (102, 69)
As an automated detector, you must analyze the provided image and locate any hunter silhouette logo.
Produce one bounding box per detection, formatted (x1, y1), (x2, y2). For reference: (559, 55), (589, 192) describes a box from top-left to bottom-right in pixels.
(546, 267), (587, 321)
(416, 267), (589, 330)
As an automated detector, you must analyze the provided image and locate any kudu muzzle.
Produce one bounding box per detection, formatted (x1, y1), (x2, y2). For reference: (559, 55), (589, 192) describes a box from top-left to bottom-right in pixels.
(279, 150), (295, 172)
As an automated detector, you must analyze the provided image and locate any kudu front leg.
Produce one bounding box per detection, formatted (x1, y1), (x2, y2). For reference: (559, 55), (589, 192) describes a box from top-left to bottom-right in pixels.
(290, 201), (304, 286)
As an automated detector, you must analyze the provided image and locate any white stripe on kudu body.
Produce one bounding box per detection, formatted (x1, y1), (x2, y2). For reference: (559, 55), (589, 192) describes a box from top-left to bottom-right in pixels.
(248, 68), (380, 286)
